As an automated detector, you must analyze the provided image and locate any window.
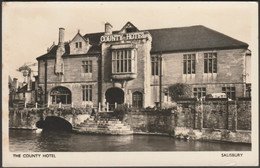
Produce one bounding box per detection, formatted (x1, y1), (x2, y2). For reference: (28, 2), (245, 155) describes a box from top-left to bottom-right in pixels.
(76, 42), (82, 48)
(112, 49), (135, 73)
(151, 56), (160, 75)
(132, 92), (143, 108)
(126, 27), (136, 33)
(82, 60), (92, 73)
(246, 84), (251, 97)
(204, 53), (217, 73)
(82, 85), (92, 101)
(50, 86), (71, 104)
(193, 87), (206, 98)
(183, 54), (196, 74)
(222, 87), (236, 100)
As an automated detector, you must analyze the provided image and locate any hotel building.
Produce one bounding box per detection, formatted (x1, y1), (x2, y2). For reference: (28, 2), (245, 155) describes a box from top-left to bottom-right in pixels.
(36, 22), (251, 109)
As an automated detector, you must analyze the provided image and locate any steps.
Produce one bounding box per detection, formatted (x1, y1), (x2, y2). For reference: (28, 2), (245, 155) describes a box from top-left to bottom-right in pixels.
(72, 114), (133, 135)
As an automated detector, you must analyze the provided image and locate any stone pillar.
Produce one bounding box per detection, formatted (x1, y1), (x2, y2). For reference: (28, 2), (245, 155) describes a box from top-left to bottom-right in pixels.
(227, 102), (237, 130)
(98, 102), (101, 112)
(200, 101), (204, 130)
(234, 102), (238, 131)
(194, 102), (198, 129)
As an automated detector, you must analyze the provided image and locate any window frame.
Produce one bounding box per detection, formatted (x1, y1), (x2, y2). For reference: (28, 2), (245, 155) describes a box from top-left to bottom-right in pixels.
(204, 52), (217, 73)
(82, 85), (93, 102)
(222, 87), (236, 100)
(82, 60), (92, 73)
(112, 49), (135, 74)
(193, 87), (206, 98)
(76, 42), (82, 48)
(132, 91), (143, 108)
(183, 54), (196, 74)
(151, 55), (160, 76)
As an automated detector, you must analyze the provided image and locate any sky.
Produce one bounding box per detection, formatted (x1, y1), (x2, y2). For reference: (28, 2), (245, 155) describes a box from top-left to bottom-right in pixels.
(2, 2), (258, 82)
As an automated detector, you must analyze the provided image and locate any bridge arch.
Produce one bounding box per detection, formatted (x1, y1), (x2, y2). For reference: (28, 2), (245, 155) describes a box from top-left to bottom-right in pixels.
(50, 86), (71, 104)
(36, 116), (72, 131)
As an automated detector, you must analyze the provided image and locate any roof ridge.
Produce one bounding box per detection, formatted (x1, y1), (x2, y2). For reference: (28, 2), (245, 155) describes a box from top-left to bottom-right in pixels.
(83, 25), (205, 36)
(144, 25), (205, 31)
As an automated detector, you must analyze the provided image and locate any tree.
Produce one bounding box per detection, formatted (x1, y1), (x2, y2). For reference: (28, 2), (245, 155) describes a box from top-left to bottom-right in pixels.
(169, 83), (192, 101)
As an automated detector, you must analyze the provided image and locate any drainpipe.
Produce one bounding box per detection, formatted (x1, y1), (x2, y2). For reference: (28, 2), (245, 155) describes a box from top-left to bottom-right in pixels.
(98, 54), (102, 108)
(159, 52), (162, 109)
(44, 59), (48, 104)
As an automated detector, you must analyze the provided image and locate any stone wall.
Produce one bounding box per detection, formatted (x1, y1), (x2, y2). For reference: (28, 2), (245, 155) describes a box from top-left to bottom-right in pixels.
(158, 48), (246, 85)
(38, 56), (99, 84)
(124, 110), (174, 135)
(38, 55), (99, 106)
(9, 107), (91, 130)
(237, 100), (251, 130)
(150, 48), (247, 106)
(175, 100), (251, 131)
(123, 99), (251, 143)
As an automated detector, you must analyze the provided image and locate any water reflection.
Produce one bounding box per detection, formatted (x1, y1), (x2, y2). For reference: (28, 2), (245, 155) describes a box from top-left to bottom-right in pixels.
(9, 130), (251, 152)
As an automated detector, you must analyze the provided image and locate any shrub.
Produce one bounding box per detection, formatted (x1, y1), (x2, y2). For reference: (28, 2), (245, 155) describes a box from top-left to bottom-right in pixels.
(169, 83), (192, 101)
(113, 104), (131, 120)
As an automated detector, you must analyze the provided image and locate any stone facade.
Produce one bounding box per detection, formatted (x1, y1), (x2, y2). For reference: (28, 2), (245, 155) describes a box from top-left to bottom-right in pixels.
(151, 48), (247, 103)
(36, 22), (249, 109)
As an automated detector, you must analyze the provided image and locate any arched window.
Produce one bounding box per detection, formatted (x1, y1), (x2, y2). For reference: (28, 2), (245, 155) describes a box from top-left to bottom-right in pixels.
(132, 92), (143, 108)
(50, 86), (71, 104)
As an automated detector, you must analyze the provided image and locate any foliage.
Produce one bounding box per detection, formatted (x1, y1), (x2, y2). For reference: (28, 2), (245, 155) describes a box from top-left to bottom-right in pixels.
(113, 104), (131, 120)
(168, 83), (192, 101)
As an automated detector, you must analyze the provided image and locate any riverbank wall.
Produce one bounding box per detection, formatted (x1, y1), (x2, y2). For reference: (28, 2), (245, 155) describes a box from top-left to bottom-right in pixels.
(123, 99), (251, 144)
(9, 99), (251, 143)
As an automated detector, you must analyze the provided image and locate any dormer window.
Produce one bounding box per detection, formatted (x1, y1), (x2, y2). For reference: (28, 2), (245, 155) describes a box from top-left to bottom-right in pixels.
(76, 42), (82, 48)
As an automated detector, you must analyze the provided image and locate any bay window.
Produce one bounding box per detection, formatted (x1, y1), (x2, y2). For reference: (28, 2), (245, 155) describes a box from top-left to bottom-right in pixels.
(112, 49), (135, 73)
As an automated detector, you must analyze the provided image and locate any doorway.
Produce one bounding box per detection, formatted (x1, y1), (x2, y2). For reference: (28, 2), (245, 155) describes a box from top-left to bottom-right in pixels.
(105, 87), (124, 110)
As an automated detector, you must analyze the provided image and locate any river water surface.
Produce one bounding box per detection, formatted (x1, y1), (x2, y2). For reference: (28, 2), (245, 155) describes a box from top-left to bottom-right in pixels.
(9, 129), (251, 152)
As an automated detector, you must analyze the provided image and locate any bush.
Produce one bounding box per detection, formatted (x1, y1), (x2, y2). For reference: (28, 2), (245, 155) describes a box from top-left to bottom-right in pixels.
(113, 104), (131, 120)
(169, 83), (192, 101)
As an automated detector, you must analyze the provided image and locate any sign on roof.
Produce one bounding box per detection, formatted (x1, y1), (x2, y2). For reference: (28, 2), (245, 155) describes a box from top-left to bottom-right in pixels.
(100, 32), (145, 43)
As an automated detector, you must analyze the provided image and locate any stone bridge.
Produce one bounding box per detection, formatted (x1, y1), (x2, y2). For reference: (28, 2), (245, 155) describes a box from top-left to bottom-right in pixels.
(9, 108), (91, 130)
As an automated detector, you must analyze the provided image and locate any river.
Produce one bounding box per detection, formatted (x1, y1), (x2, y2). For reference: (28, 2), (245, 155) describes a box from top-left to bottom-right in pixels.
(9, 129), (251, 152)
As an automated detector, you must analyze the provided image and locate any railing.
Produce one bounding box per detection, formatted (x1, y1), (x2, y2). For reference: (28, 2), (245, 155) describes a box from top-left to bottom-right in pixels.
(10, 101), (133, 113)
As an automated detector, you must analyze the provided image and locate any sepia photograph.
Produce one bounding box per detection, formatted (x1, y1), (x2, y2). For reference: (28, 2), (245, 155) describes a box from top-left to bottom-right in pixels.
(2, 2), (258, 167)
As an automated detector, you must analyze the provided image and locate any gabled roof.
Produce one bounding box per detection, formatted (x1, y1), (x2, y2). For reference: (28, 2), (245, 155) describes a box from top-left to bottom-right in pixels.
(69, 31), (90, 44)
(146, 25), (248, 53)
(36, 25), (248, 60)
(119, 21), (140, 33)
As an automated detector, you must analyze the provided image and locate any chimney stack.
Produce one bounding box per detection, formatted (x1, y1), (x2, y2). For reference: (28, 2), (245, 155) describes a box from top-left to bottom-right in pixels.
(86, 38), (90, 45)
(58, 28), (65, 44)
(55, 28), (65, 75)
(105, 22), (113, 35)
(13, 78), (18, 91)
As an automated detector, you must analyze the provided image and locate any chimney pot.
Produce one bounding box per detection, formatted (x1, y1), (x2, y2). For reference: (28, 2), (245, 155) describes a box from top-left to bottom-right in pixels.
(59, 28), (65, 44)
(105, 22), (113, 35)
